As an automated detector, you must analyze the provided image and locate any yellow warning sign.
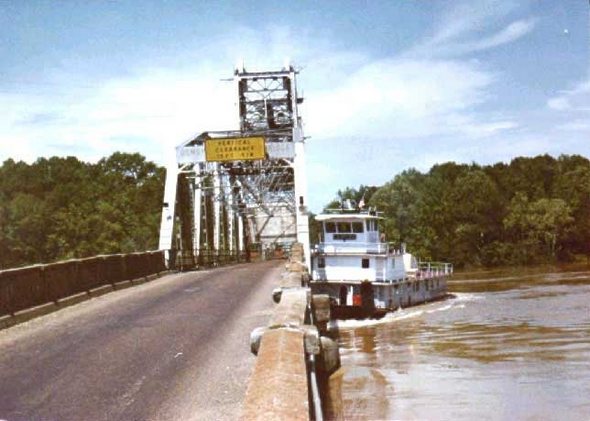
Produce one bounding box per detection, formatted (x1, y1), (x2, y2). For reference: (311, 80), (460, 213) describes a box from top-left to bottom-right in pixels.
(205, 137), (266, 162)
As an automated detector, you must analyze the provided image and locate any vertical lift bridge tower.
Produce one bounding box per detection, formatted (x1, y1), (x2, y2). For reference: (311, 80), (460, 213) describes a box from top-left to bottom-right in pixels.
(158, 66), (311, 267)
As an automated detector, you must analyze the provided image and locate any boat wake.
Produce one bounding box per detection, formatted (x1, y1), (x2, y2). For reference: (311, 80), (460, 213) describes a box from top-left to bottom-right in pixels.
(452, 292), (485, 302)
(331, 293), (481, 330)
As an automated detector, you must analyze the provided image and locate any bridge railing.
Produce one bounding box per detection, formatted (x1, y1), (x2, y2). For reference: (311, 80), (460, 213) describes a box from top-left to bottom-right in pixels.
(242, 243), (339, 420)
(169, 248), (287, 271)
(0, 245), (272, 328)
(0, 251), (166, 320)
(169, 249), (250, 271)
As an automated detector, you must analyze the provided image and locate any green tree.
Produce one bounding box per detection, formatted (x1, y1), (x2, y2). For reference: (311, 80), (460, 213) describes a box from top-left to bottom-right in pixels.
(0, 153), (164, 268)
(504, 193), (573, 263)
(325, 185), (379, 210)
(325, 154), (590, 267)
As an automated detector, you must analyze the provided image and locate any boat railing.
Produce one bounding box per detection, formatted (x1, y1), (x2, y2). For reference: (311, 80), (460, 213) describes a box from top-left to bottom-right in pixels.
(417, 262), (453, 278)
(316, 242), (394, 254)
(322, 208), (384, 216)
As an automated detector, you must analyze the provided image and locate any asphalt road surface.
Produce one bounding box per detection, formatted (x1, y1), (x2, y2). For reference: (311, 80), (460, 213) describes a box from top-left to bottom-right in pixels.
(0, 260), (284, 421)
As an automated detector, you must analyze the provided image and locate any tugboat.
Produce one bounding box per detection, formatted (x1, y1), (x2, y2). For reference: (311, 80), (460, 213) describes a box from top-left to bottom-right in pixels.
(310, 204), (453, 319)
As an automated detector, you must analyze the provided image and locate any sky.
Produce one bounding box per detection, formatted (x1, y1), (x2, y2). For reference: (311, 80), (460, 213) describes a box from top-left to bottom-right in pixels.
(1, 0), (589, 211)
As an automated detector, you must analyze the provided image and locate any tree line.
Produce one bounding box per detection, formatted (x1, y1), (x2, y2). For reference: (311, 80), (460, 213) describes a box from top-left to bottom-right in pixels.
(2, 152), (588, 270)
(316, 154), (590, 268)
(0, 153), (164, 269)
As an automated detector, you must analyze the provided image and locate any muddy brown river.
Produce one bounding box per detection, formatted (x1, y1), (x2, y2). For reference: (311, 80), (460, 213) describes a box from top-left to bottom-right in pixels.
(328, 266), (590, 420)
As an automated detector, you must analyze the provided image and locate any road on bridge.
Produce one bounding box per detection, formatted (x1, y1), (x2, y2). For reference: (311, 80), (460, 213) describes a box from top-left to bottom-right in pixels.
(0, 260), (284, 421)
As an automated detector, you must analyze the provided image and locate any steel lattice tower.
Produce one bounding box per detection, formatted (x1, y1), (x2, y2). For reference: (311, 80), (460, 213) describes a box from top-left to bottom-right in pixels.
(159, 65), (310, 267)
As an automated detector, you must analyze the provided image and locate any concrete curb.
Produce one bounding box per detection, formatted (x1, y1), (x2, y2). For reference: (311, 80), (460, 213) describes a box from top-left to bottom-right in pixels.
(0, 314), (15, 330)
(88, 284), (115, 298)
(13, 302), (58, 325)
(113, 280), (133, 290)
(57, 291), (91, 308)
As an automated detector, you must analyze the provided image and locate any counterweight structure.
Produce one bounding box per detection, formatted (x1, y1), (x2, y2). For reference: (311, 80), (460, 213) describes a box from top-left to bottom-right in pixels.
(158, 66), (310, 267)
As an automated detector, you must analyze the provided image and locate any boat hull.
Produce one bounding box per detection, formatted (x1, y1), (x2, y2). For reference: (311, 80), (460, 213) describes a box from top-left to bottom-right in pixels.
(310, 276), (448, 319)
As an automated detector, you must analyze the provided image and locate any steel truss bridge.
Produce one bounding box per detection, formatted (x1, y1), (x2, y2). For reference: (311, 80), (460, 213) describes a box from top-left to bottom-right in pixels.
(158, 65), (311, 267)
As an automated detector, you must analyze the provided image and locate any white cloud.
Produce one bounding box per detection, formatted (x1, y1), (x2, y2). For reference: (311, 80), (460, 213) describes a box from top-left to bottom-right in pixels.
(0, 63), (238, 164)
(547, 97), (570, 111)
(1, 25), (513, 166)
(547, 80), (590, 112)
(303, 57), (517, 142)
(0, 9), (560, 211)
(0, 25), (352, 164)
(457, 120), (519, 137)
(466, 19), (537, 52)
(428, 0), (518, 45)
(409, 0), (536, 58)
(0, 24), (520, 211)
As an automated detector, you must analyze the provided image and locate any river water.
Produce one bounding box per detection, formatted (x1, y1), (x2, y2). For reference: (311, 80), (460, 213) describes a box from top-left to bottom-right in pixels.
(328, 266), (590, 420)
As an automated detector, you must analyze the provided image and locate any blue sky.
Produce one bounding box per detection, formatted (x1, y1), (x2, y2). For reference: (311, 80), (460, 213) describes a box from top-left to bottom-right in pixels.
(1, 1), (589, 211)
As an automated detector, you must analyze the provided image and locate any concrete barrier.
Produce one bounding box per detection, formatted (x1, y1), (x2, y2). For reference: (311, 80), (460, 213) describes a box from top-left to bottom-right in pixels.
(124, 253), (146, 281)
(242, 243), (340, 420)
(77, 257), (104, 291)
(101, 254), (126, 284)
(242, 329), (309, 420)
(270, 289), (309, 327)
(0, 265), (45, 316)
(45, 260), (79, 302)
(242, 242), (314, 420)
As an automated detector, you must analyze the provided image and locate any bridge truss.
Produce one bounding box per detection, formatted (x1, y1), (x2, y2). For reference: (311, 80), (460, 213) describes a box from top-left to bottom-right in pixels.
(158, 66), (310, 267)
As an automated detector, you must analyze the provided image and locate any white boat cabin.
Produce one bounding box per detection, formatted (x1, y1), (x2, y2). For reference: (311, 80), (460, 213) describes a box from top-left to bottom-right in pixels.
(311, 211), (417, 283)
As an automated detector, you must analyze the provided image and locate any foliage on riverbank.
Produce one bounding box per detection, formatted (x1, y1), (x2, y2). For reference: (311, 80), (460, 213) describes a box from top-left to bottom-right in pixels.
(3, 152), (588, 269)
(321, 154), (590, 268)
(0, 153), (164, 269)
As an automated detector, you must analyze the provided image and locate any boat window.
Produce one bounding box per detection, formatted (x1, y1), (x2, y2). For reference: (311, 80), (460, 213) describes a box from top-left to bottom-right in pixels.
(334, 233), (356, 240)
(362, 258), (370, 268)
(352, 222), (364, 233)
(337, 222), (351, 233)
(318, 257), (325, 268)
(325, 222), (336, 233)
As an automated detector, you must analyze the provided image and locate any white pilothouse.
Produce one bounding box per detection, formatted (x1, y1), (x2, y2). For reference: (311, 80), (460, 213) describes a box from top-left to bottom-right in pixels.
(310, 207), (453, 318)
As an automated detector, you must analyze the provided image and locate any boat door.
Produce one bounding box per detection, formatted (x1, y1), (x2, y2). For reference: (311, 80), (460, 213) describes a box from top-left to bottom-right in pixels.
(376, 258), (385, 281)
(339, 285), (348, 305)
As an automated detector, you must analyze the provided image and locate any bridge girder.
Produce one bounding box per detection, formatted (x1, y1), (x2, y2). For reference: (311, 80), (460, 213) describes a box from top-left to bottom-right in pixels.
(159, 66), (310, 266)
